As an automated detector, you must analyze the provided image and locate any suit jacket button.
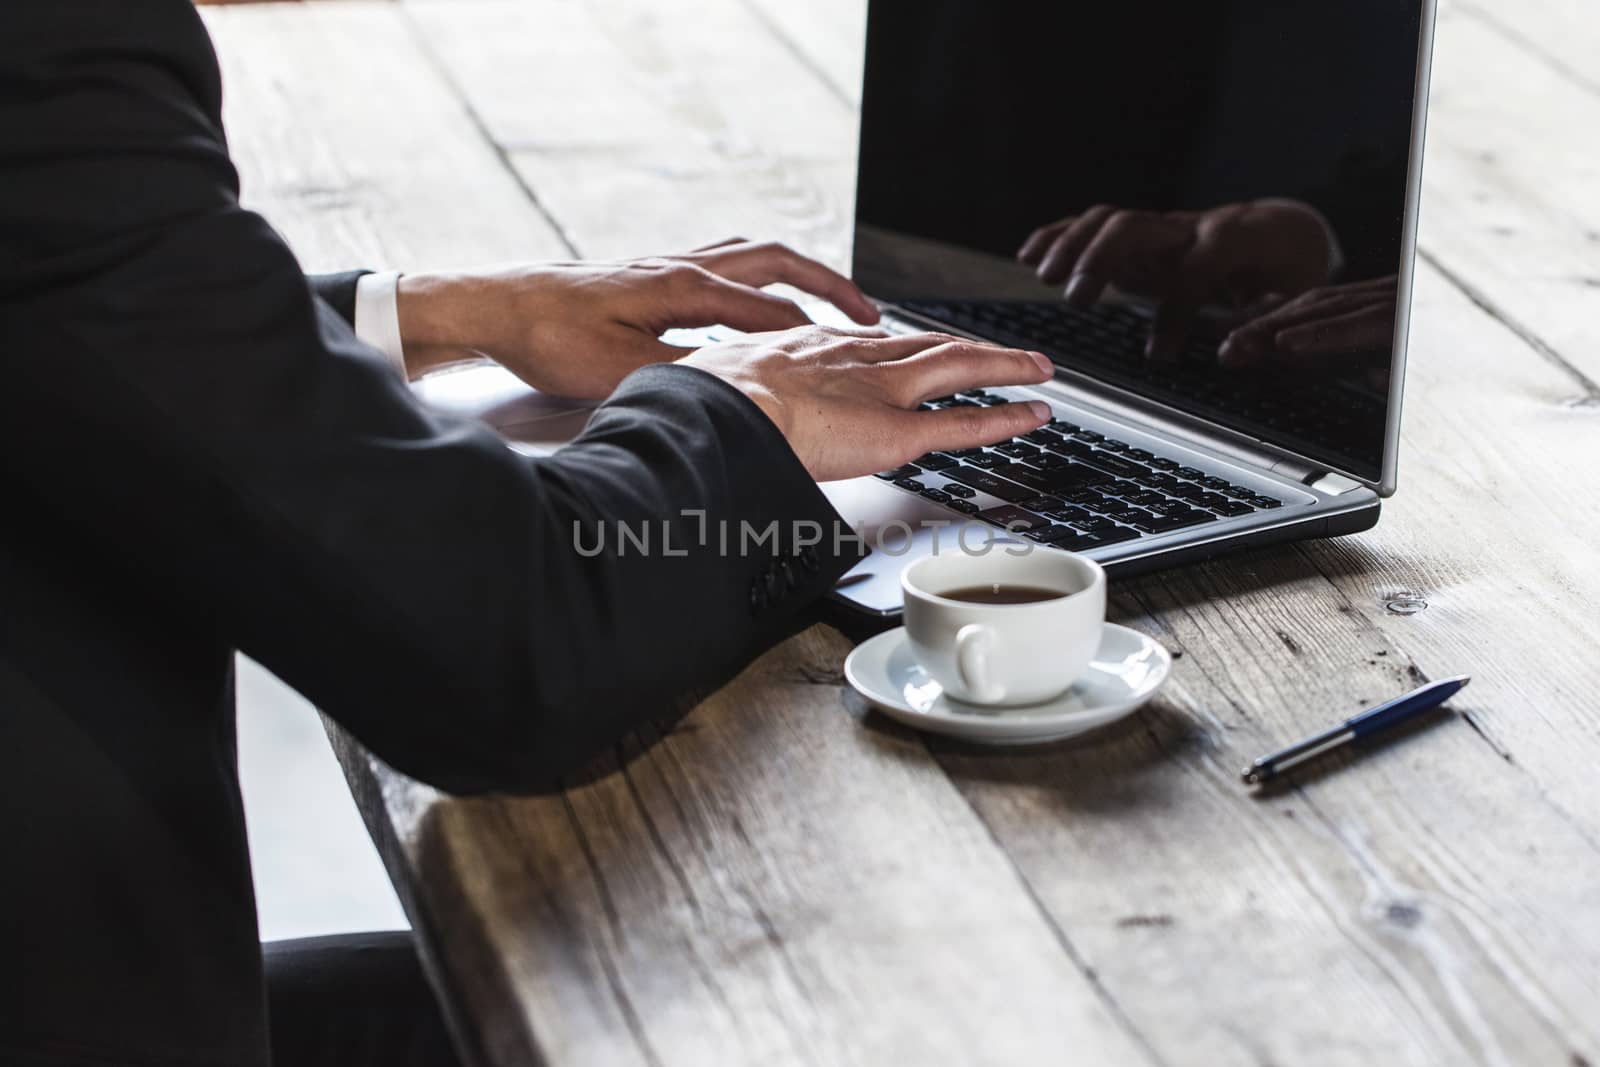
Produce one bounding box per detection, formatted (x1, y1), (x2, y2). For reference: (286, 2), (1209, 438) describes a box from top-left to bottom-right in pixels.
(777, 558), (797, 592)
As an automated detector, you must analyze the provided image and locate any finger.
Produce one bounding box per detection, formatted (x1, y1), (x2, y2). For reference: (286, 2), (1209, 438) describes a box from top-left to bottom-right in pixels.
(702, 242), (880, 325)
(1037, 205), (1116, 285)
(1275, 304), (1395, 360)
(909, 400), (1053, 454)
(889, 343), (1055, 402)
(664, 272), (811, 333)
(1018, 219), (1072, 266)
(1221, 291), (1368, 353)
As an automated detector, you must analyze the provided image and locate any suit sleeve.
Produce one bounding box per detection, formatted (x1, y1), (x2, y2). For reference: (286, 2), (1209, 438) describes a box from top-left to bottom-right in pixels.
(0, 3), (863, 794)
(307, 270), (370, 325)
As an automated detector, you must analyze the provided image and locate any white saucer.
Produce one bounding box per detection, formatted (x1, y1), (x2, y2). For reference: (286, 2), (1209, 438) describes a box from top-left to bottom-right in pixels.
(843, 623), (1171, 745)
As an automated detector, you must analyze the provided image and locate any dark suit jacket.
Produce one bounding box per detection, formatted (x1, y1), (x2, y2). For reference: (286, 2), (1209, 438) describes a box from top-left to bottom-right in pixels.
(0, 4), (857, 1064)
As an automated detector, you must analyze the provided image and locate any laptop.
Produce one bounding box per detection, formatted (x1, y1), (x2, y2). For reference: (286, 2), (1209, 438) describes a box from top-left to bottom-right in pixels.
(805, 0), (1438, 614)
(424, 0), (1437, 617)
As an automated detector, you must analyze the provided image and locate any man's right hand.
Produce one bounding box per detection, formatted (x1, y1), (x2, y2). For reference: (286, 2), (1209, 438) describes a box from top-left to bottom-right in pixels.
(680, 327), (1055, 482)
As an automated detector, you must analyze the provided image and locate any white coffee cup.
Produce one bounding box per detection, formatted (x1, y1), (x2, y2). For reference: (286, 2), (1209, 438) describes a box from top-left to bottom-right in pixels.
(901, 550), (1106, 706)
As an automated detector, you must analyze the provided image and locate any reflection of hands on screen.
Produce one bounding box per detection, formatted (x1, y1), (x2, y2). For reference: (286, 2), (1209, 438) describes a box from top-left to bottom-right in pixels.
(1218, 275), (1398, 377)
(1016, 200), (1336, 359)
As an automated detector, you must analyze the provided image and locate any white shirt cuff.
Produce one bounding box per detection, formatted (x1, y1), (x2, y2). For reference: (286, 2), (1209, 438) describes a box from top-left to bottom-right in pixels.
(353, 270), (407, 377)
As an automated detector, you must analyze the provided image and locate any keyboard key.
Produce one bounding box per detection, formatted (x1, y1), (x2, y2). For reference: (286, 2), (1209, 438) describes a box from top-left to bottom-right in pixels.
(967, 452), (1005, 470)
(948, 498), (979, 514)
(1100, 439), (1131, 452)
(1251, 495), (1284, 509)
(1070, 516), (1116, 532)
(1060, 488), (1107, 505)
(1078, 453), (1144, 479)
(1147, 508), (1219, 532)
(1022, 452), (1073, 471)
(1042, 505), (1091, 523)
(1197, 493), (1234, 511)
(1029, 525), (1090, 548)
(996, 462), (1105, 494)
(1215, 500), (1254, 516)
(920, 489), (953, 505)
(944, 467), (1038, 503)
(1176, 466), (1206, 480)
(1125, 448), (1154, 461)
(1085, 526), (1141, 547)
(1126, 491), (1168, 509)
(1201, 477), (1232, 491)
(915, 453), (959, 471)
(996, 442), (1041, 459)
(943, 483), (976, 499)
(894, 477), (926, 492)
(876, 465), (918, 481)
(1146, 474), (1182, 491)
(1073, 430), (1104, 443)
(978, 505), (1053, 532)
(1148, 458), (1179, 471)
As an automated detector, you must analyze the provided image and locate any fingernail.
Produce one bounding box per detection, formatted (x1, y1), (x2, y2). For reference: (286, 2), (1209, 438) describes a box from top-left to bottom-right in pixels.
(1063, 274), (1092, 304)
(1027, 400), (1052, 422)
(1029, 351), (1054, 375)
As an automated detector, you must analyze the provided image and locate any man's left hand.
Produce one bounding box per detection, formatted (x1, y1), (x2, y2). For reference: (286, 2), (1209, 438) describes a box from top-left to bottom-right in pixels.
(391, 238), (880, 398)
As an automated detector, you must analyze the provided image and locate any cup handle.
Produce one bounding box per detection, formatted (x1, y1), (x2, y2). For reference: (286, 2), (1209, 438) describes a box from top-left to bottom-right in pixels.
(955, 623), (1004, 704)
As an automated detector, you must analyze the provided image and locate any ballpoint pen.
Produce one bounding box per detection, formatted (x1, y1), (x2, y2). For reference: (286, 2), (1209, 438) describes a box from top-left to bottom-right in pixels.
(1241, 675), (1471, 786)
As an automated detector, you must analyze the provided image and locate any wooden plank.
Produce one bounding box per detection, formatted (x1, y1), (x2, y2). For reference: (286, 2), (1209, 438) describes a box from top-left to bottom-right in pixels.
(1413, 0), (1600, 391)
(402, 0), (859, 268)
(738, 0), (868, 107)
(203, 0), (570, 273)
(339, 628), (1154, 1066)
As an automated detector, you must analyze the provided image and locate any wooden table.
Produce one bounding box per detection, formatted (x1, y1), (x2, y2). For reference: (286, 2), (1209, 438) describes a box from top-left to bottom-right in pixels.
(209, 0), (1600, 1062)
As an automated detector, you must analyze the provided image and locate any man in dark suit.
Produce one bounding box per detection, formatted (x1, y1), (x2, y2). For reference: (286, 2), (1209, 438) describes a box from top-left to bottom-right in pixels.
(0, 3), (1058, 1065)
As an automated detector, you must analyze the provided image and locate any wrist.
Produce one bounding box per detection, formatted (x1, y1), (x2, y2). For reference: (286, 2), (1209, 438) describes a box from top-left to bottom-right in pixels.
(396, 272), (495, 378)
(396, 271), (472, 349)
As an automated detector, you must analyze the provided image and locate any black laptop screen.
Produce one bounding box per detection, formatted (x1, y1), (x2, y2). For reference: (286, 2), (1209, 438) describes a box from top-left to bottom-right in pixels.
(853, 0), (1427, 484)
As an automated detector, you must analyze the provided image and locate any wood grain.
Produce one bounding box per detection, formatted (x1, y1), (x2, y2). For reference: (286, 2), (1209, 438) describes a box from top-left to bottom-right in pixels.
(1416, 0), (1600, 389)
(201, 0), (1600, 1063)
(403, 0), (859, 268)
(204, 0), (570, 272)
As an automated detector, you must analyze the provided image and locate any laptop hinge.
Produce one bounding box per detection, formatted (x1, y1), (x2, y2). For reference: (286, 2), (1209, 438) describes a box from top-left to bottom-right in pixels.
(1307, 470), (1366, 495)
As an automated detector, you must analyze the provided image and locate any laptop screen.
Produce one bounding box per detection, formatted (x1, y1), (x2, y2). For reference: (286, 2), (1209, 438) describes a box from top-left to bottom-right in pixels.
(853, 0), (1428, 486)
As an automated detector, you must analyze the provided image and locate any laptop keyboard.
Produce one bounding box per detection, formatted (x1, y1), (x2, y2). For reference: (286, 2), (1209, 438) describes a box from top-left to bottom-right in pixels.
(876, 392), (1286, 553)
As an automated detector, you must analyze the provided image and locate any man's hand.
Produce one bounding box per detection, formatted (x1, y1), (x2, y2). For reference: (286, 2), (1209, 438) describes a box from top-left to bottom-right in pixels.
(392, 238), (881, 398)
(1219, 275), (1399, 371)
(1017, 200), (1336, 359)
(681, 326), (1055, 482)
